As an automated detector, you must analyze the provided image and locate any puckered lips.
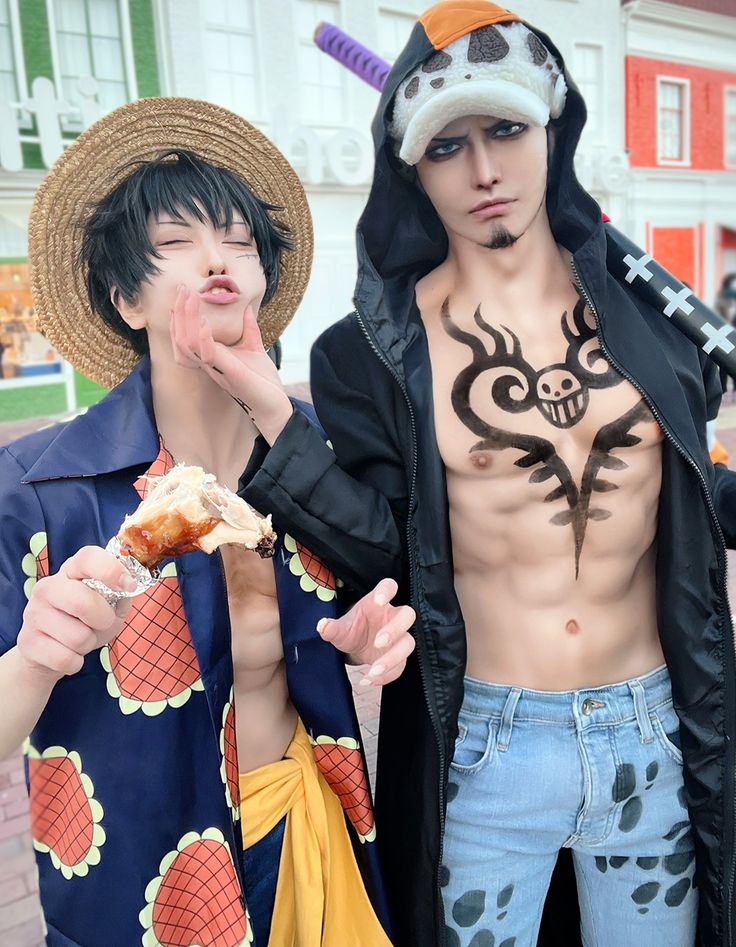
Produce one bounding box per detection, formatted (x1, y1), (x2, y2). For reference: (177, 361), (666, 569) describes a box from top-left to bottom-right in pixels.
(199, 275), (240, 306)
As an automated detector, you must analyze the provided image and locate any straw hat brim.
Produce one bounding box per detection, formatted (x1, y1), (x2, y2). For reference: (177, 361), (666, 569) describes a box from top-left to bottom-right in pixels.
(28, 97), (313, 388)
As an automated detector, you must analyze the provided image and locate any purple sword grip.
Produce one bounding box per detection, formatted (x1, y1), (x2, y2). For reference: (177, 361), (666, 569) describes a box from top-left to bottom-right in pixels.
(314, 22), (390, 92)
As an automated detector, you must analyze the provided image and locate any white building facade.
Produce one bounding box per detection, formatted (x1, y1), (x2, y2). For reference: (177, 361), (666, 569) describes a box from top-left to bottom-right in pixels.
(0, 0), (732, 393)
(152, 0), (634, 381)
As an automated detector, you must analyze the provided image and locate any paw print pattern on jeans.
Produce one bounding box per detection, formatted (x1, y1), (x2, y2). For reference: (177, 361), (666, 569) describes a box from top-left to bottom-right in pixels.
(596, 760), (695, 913)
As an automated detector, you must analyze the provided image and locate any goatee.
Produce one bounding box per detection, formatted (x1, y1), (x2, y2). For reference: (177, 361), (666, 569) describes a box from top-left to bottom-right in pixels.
(483, 225), (518, 250)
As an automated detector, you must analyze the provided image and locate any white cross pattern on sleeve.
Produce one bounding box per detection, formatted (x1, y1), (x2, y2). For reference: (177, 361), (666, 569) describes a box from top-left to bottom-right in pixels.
(661, 286), (695, 318)
(623, 252), (654, 284)
(701, 322), (736, 356)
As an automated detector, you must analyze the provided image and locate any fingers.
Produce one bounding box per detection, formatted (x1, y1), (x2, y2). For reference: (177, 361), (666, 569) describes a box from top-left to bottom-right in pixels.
(371, 604), (416, 650)
(317, 579), (409, 663)
(370, 577), (399, 607)
(362, 603), (415, 687)
(183, 289), (202, 353)
(28, 609), (100, 658)
(39, 548), (132, 632)
(316, 612), (358, 653)
(361, 624), (416, 688)
(18, 628), (86, 679)
(19, 547), (134, 680)
(169, 287), (201, 368)
(197, 319), (219, 367)
(62, 546), (136, 593)
(241, 304), (264, 352)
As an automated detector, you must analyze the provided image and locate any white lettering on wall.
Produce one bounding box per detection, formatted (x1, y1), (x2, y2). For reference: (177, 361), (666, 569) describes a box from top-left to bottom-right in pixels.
(0, 86), (376, 186)
(0, 82), (629, 194)
(0, 77), (102, 171)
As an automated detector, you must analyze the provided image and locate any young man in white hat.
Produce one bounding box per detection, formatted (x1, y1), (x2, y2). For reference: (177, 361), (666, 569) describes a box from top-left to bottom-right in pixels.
(0, 97), (412, 946)
(179, 3), (736, 946)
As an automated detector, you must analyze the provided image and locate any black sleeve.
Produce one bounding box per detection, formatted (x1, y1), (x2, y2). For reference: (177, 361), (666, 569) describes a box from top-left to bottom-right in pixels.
(699, 350), (736, 547)
(711, 464), (736, 549)
(701, 349), (723, 423)
(240, 321), (408, 594)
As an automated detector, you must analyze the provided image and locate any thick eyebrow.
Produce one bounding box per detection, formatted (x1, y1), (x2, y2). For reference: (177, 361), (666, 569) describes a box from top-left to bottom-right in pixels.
(428, 134), (468, 145)
(429, 120), (521, 145)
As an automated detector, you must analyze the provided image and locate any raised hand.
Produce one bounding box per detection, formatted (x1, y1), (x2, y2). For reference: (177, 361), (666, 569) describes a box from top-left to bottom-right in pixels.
(17, 546), (134, 681)
(169, 286), (293, 443)
(316, 578), (416, 687)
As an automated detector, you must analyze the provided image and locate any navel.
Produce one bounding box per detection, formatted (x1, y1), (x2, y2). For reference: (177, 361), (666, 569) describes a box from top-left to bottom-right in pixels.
(565, 619), (581, 635)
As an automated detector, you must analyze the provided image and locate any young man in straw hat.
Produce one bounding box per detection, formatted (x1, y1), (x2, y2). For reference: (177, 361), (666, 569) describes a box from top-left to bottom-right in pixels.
(175, 2), (736, 946)
(0, 97), (414, 946)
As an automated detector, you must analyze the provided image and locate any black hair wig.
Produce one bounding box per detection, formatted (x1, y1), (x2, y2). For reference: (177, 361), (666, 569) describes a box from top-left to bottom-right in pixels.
(79, 150), (293, 355)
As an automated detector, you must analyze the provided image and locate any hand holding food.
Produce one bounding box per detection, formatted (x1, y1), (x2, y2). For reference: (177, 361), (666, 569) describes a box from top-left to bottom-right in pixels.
(85, 464), (276, 605)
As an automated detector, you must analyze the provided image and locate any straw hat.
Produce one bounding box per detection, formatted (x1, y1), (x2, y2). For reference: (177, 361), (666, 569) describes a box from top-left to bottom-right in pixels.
(29, 97), (313, 388)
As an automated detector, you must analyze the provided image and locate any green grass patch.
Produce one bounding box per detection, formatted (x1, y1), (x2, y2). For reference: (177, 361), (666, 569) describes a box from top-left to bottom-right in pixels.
(0, 371), (108, 423)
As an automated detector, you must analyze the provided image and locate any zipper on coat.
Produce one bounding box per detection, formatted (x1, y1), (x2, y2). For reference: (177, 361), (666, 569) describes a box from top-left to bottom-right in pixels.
(572, 257), (736, 944)
(354, 306), (449, 939)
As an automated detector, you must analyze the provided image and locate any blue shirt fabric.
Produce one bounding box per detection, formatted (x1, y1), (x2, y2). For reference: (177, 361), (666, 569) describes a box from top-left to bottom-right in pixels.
(0, 357), (389, 946)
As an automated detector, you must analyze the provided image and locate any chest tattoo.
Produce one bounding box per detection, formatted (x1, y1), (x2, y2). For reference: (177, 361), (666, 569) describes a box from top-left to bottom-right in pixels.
(441, 297), (651, 577)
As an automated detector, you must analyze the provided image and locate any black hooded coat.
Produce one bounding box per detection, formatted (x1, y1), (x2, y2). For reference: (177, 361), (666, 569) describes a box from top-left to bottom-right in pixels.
(241, 11), (736, 947)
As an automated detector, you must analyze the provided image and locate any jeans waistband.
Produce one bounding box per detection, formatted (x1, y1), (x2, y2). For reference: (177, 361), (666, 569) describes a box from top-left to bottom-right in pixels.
(461, 664), (673, 730)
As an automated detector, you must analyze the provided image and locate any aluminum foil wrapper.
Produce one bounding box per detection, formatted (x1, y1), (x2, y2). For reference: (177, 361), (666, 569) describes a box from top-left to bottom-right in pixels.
(82, 537), (160, 608)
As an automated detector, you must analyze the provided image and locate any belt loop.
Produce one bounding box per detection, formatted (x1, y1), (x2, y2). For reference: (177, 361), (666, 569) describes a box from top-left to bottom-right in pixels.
(629, 679), (654, 744)
(497, 687), (522, 752)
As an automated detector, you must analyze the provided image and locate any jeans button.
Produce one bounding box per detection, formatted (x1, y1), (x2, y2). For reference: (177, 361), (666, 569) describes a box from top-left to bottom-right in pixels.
(582, 698), (595, 715)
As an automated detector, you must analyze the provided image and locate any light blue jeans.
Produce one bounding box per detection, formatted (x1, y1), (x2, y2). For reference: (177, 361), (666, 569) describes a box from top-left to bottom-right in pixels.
(442, 665), (697, 947)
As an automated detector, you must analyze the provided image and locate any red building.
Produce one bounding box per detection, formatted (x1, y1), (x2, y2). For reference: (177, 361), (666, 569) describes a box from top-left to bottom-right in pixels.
(624, 0), (736, 301)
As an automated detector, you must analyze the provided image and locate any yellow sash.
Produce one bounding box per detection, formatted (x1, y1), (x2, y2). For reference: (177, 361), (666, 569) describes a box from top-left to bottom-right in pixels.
(239, 719), (392, 947)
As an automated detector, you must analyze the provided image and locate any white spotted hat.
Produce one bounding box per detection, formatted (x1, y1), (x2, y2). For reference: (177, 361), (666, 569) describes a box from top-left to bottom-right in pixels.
(391, 20), (567, 166)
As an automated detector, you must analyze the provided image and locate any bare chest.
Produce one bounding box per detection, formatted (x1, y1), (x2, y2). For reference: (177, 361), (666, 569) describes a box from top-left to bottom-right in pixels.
(220, 545), (284, 675)
(425, 295), (664, 482)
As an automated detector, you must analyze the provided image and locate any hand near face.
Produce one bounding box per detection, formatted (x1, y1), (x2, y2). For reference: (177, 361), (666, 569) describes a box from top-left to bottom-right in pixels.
(316, 578), (416, 687)
(169, 286), (293, 444)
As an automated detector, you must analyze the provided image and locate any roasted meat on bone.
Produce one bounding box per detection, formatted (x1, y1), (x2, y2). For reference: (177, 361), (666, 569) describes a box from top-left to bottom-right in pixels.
(117, 464), (276, 569)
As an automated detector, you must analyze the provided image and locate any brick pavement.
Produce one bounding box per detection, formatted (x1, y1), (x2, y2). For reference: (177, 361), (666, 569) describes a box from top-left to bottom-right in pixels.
(1, 402), (734, 944)
(0, 753), (44, 947)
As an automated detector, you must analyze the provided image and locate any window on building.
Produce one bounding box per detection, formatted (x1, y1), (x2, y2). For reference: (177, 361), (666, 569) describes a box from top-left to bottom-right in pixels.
(573, 43), (602, 143)
(296, 0), (344, 126)
(657, 77), (690, 165)
(378, 8), (416, 64)
(51, 0), (131, 123)
(0, 0), (20, 107)
(202, 0), (260, 118)
(725, 87), (736, 169)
